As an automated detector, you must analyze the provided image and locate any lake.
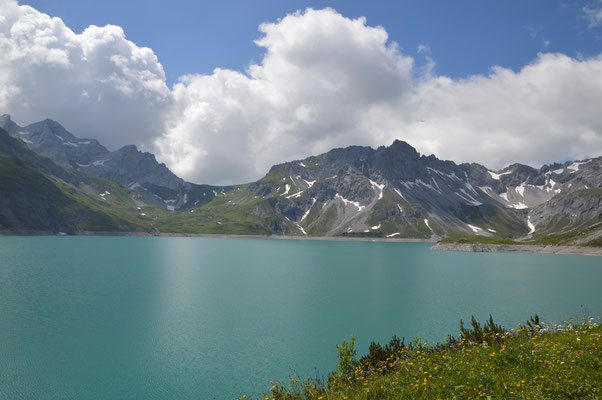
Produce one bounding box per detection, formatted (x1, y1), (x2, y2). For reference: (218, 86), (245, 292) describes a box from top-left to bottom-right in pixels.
(0, 236), (601, 399)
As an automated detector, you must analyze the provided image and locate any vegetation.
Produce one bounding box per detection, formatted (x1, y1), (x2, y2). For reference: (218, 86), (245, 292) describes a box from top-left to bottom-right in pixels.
(250, 315), (602, 400)
(440, 221), (602, 248)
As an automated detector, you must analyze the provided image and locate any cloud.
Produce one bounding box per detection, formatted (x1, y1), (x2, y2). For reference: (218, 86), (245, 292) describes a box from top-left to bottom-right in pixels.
(1, 2), (602, 185)
(157, 8), (414, 184)
(402, 53), (602, 170)
(158, 8), (602, 184)
(0, 0), (170, 149)
(584, 1), (602, 28)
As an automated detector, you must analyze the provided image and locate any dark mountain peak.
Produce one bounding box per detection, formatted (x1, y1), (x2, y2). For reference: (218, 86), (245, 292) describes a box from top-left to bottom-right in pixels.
(116, 144), (139, 154)
(387, 139), (418, 155)
(0, 114), (19, 133)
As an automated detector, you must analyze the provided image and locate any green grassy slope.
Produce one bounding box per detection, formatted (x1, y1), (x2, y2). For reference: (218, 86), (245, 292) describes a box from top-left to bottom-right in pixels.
(0, 153), (137, 232)
(253, 316), (602, 400)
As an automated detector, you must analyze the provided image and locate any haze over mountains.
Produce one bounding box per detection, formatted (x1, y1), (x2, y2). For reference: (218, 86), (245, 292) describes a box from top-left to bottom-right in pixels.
(1, 114), (600, 244)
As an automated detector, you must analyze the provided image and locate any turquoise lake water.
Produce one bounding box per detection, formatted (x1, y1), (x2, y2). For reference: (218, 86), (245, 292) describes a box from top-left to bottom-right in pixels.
(0, 236), (601, 399)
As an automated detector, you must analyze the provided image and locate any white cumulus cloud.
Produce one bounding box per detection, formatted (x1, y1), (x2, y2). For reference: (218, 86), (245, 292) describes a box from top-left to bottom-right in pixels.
(157, 8), (602, 184)
(156, 8), (414, 184)
(2, 2), (602, 185)
(0, 0), (170, 149)
(400, 53), (602, 170)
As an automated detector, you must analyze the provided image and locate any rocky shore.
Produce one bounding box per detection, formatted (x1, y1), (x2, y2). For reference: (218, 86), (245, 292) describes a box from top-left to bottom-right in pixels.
(431, 242), (602, 257)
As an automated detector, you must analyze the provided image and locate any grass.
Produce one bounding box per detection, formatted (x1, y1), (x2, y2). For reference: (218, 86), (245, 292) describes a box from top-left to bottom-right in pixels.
(251, 316), (602, 400)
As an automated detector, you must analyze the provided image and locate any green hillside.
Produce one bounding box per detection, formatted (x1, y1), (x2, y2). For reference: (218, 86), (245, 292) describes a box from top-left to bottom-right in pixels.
(253, 315), (602, 400)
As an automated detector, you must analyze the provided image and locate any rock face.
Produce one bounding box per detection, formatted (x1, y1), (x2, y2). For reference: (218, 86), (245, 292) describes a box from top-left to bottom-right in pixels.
(0, 115), (229, 209)
(232, 140), (601, 238)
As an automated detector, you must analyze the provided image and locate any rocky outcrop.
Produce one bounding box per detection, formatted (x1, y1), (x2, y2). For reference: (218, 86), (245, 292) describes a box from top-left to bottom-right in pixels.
(431, 242), (602, 256)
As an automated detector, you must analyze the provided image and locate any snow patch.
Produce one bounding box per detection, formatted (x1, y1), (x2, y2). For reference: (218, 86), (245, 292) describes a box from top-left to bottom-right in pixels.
(552, 168), (564, 174)
(335, 194), (365, 211)
(93, 159), (108, 166)
(567, 160), (590, 172)
(17, 131), (28, 135)
(286, 191), (304, 199)
(371, 224), (381, 230)
(396, 203), (403, 213)
(424, 219), (433, 231)
(213, 190), (218, 197)
(527, 216), (535, 235)
(299, 162), (306, 167)
(296, 223), (307, 235)
(21, 138), (33, 144)
(369, 179), (385, 200)
(301, 178), (316, 188)
(488, 170), (511, 180)
(393, 188), (405, 200)
(76, 163), (90, 168)
(62, 142), (79, 147)
(54, 134), (64, 141)
(464, 181), (479, 196)
(386, 232), (400, 238)
(467, 224), (482, 233)
(515, 182), (526, 197)
(487, 228), (497, 233)
(282, 184), (291, 195)
(417, 179), (441, 194)
(300, 198), (316, 222)
(456, 189), (482, 206)
(509, 202), (528, 209)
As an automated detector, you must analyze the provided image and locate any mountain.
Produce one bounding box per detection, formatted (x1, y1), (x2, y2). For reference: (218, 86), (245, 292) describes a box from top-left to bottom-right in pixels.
(0, 115), (230, 210)
(0, 126), (143, 233)
(204, 140), (601, 241)
(1, 114), (600, 243)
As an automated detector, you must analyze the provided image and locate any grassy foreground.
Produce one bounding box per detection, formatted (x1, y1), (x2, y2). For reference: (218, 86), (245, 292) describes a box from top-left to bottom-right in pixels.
(246, 316), (601, 400)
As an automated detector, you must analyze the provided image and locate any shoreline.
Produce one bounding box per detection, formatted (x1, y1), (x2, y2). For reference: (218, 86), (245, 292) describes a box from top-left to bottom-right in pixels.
(431, 242), (602, 257)
(2, 231), (600, 255)
(0, 230), (436, 243)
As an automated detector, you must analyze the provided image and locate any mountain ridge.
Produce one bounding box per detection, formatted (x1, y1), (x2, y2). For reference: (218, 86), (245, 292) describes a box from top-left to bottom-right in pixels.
(1, 114), (600, 244)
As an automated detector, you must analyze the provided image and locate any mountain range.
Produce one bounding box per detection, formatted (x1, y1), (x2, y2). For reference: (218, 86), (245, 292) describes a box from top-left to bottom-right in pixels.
(1, 114), (600, 245)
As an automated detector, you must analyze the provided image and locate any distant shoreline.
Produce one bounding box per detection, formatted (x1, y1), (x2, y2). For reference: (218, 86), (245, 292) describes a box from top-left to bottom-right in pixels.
(431, 242), (602, 257)
(2, 231), (600, 255)
(0, 230), (435, 243)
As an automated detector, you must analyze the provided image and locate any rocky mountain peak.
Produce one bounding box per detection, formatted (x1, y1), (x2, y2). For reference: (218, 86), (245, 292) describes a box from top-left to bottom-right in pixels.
(0, 114), (19, 133)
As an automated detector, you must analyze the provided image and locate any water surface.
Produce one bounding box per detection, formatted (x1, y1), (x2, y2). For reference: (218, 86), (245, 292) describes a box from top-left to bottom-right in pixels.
(0, 236), (600, 399)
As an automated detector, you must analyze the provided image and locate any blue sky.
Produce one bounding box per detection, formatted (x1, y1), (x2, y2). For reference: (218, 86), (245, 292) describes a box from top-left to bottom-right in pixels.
(20, 0), (602, 86)
(3, 0), (602, 183)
